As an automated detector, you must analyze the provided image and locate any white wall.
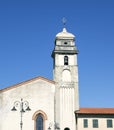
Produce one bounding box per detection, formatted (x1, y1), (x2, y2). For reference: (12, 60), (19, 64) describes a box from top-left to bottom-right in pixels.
(0, 78), (55, 130)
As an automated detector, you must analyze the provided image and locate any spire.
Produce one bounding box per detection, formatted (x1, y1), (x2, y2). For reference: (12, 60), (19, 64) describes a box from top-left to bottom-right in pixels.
(55, 18), (75, 39)
(63, 28), (67, 32)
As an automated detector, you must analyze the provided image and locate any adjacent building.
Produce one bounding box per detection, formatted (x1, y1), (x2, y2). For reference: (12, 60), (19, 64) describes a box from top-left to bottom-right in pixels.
(76, 108), (114, 130)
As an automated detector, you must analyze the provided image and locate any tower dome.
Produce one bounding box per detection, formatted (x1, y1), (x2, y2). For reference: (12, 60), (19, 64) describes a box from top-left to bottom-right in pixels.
(56, 28), (75, 39)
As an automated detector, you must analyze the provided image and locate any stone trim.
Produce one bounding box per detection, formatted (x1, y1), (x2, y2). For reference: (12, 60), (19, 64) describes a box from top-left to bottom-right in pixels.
(32, 110), (48, 130)
(32, 110), (48, 120)
(0, 76), (55, 92)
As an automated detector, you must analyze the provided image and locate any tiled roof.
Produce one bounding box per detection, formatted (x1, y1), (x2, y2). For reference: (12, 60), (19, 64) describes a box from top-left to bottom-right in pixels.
(76, 108), (114, 114)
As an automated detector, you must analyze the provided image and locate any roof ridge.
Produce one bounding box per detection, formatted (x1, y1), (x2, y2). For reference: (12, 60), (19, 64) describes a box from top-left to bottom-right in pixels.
(0, 76), (55, 92)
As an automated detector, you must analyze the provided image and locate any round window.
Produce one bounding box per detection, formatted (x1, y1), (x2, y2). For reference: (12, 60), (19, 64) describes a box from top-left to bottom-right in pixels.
(64, 42), (68, 45)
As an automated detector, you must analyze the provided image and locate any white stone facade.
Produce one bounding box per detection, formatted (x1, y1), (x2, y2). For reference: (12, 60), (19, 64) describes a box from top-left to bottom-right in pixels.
(0, 77), (55, 130)
(52, 28), (79, 130)
(1, 27), (114, 130)
(0, 27), (79, 130)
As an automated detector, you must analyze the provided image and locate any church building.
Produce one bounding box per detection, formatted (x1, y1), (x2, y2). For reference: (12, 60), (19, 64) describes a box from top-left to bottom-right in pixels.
(0, 27), (114, 130)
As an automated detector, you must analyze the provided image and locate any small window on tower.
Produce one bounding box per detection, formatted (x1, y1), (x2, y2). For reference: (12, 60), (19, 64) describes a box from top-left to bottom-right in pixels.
(64, 56), (68, 65)
(64, 42), (68, 45)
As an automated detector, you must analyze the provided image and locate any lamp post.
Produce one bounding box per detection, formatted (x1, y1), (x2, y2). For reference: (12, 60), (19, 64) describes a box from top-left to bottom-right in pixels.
(11, 98), (31, 130)
(55, 123), (60, 130)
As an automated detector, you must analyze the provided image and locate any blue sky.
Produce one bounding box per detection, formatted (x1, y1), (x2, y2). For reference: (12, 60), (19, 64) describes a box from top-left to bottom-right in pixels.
(0, 0), (114, 108)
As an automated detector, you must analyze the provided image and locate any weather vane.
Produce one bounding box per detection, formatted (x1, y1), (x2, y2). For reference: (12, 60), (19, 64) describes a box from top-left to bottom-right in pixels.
(62, 17), (67, 27)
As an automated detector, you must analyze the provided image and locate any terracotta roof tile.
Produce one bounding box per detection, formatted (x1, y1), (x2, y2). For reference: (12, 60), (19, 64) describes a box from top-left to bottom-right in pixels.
(76, 108), (114, 114)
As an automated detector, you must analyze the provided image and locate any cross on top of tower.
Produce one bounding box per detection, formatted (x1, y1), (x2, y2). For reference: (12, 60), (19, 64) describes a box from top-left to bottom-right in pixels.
(62, 17), (67, 27)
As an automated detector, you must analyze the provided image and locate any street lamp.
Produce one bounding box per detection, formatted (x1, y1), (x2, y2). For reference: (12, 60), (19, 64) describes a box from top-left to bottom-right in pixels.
(11, 98), (31, 130)
(48, 126), (51, 130)
(54, 122), (60, 130)
(48, 122), (60, 130)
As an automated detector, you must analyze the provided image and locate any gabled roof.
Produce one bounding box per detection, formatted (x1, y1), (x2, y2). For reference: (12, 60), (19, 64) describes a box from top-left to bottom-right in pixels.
(75, 108), (114, 114)
(0, 76), (55, 93)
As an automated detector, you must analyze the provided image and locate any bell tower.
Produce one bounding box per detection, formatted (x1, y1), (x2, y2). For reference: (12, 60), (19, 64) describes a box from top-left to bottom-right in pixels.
(52, 27), (79, 130)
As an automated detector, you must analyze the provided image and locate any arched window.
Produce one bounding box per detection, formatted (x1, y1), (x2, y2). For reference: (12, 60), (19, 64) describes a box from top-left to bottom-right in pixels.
(32, 110), (47, 130)
(36, 114), (43, 130)
(64, 56), (68, 65)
